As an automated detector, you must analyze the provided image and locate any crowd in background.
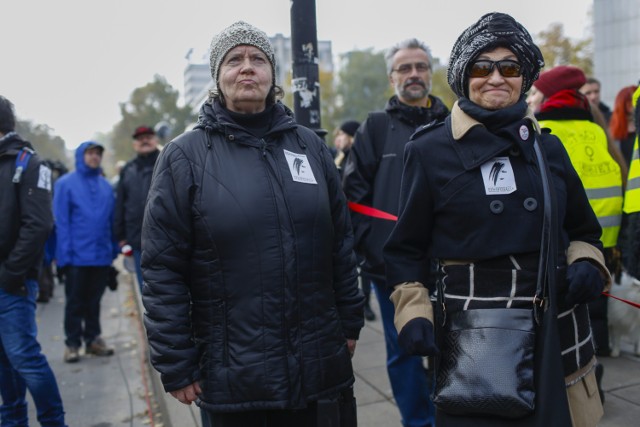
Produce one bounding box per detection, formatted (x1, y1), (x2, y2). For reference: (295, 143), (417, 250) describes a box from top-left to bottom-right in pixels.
(2, 11), (640, 427)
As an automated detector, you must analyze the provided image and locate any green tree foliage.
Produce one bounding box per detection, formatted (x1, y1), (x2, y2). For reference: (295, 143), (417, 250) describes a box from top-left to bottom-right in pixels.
(327, 50), (458, 141)
(15, 120), (69, 166)
(430, 58), (457, 110)
(535, 23), (593, 75)
(332, 49), (391, 132)
(108, 75), (194, 164)
(318, 67), (337, 138)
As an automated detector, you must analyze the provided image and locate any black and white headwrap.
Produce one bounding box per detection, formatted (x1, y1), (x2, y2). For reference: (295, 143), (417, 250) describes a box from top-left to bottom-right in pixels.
(447, 12), (544, 98)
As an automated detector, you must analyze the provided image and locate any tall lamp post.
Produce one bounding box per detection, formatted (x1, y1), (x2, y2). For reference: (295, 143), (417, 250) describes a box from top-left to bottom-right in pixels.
(290, 0), (326, 139)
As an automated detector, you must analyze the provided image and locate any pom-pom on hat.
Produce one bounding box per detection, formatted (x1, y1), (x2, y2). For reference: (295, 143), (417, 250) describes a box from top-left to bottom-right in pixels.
(209, 21), (276, 94)
(339, 120), (360, 137)
(533, 65), (587, 98)
(448, 12), (544, 98)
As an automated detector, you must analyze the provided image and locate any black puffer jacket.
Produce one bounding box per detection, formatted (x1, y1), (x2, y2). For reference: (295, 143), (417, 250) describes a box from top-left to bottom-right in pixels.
(141, 100), (364, 412)
(0, 133), (53, 294)
(114, 150), (159, 250)
(343, 95), (449, 283)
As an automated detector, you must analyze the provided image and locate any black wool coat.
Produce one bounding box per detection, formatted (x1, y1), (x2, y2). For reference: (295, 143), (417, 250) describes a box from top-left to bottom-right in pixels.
(384, 110), (603, 290)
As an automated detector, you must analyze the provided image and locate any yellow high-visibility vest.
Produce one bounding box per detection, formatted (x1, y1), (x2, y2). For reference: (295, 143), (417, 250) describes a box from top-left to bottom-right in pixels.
(623, 86), (640, 214)
(539, 119), (623, 248)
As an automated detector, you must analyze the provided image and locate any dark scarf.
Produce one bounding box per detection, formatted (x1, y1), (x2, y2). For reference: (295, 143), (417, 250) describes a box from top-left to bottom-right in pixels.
(387, 95), (449, 128)
(135, 149), (160, 169)
(458, 97), (528, 132)
(226, 105), (274, 138)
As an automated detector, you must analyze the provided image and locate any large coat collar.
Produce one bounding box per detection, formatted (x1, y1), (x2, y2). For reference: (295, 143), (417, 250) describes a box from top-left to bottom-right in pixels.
(448, 101), (542, 171)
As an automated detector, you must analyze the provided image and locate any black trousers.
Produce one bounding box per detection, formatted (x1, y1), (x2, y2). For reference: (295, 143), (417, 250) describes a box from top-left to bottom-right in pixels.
(204, 404), (317, 427)
(204, 387), (357, 427)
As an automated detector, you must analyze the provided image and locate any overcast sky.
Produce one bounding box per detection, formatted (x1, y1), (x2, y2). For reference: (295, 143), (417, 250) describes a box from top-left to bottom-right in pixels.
(0, 0), (593, 149)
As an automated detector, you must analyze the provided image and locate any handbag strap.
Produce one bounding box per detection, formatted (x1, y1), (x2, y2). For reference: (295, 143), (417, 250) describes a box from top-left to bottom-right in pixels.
(533, 135), (558, 324)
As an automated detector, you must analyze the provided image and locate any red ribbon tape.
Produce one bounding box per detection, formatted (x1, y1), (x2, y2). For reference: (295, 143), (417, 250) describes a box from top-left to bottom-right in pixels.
(348, 201), (398, 221)
(602, 292), (640, 309)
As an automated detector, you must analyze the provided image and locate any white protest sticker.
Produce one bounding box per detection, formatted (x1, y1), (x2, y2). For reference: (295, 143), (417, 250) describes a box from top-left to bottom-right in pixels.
(283, 149), (317, 185)
(37, 165), (52, 191)
(480, 157), (516, 195)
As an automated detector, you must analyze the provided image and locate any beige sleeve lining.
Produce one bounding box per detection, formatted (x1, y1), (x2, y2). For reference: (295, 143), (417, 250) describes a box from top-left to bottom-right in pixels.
(389, 282), (433, 333)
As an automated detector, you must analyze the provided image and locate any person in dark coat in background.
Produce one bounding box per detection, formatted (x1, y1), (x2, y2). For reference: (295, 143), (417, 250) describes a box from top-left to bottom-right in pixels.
(333, 120), (359, 175)
(342, 37), (449, 427)
(114, 125), (161, 289)
(0, 95), (67, 426)
(334, 120), (377, 322)
(141, 21), (363, 427)
(384, 12), (608, 427)
(581, 77), (612, 124)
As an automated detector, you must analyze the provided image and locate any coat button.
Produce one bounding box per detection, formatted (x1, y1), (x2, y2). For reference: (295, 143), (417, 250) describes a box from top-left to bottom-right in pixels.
(489, 200), (504, 214)
(509, 147), (521, 156)
(523, 197), (538, 211)
(228, 134), (235, 141)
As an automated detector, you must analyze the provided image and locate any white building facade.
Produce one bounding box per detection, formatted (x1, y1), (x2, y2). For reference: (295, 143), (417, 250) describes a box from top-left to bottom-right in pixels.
(594, 0), (640, 106)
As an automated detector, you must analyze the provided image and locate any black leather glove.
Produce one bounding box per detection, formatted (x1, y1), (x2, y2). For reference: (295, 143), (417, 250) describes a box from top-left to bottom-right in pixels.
(107, 266), (119, 291)
(398, 317), (439, 356)
(566, 261), (605, 306)
(56, 265), (68, 284)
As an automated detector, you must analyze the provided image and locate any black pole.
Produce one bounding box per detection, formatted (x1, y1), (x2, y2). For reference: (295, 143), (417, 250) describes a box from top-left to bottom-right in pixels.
(290, 0), (326, 138)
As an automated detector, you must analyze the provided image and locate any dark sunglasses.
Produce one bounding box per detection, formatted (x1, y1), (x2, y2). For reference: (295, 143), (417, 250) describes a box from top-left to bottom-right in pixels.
(467, 60), (522, 78)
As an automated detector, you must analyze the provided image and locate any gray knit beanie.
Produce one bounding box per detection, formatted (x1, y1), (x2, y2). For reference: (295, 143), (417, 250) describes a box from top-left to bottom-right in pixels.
(209, 21), (276, 94)
(447, 12), (544, 98)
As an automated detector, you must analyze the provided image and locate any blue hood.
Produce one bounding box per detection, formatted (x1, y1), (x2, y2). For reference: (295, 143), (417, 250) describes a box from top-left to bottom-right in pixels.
(75, 141), (104, 176)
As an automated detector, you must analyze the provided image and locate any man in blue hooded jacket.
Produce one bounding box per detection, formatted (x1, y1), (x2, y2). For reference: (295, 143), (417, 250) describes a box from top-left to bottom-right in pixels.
(54, 141), (118, 363)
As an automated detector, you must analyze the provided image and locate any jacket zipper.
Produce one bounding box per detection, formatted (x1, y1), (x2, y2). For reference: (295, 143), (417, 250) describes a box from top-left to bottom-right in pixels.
(259, 140), (294, 357)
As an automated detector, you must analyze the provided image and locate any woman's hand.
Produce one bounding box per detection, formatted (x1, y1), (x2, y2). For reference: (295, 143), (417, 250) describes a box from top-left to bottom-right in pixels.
(398, 317), (440, 356)
(566, 260), (605, 305)
(170, 382), (202, 405)
(347, 339), (357, 358)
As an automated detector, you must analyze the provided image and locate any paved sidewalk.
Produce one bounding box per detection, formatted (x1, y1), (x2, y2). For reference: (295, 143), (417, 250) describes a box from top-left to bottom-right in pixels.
(27, 266), (640, 426)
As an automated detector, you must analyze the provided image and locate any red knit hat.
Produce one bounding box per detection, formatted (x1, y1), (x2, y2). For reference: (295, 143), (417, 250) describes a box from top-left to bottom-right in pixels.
(533, 65), (586, 98)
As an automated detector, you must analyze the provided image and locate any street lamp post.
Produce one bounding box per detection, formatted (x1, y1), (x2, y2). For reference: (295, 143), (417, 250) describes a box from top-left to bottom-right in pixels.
(290, 0), (326, 139)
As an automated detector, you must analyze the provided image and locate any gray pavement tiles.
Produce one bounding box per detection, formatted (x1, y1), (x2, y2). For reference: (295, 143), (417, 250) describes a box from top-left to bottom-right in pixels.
(25, 268), (640, 426)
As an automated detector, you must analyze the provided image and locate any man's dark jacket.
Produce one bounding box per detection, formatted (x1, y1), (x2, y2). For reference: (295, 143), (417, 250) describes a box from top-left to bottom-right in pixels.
(0, 133), (53, 294)
(114, 149), (160, 250)
(342, 95), (449, 283)
(141, 100), (364, 412)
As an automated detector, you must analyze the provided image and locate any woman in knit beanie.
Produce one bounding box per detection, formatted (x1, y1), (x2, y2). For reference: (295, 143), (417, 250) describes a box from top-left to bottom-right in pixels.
(384, 12), (607, 427)
(142, 21), (363, 427)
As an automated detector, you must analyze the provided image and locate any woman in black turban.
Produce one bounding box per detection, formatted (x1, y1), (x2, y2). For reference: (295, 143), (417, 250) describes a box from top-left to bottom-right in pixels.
(384, 12), (608, 427)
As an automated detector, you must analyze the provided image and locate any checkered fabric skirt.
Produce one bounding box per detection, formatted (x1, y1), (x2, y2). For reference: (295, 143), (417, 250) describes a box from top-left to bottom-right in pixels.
(439, 254), (595, 384)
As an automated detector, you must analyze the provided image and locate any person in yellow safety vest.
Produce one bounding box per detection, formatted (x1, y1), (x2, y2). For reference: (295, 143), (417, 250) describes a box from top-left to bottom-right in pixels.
(527, 66), (624, 399)
(620, 85), (640, 280)
(623, 85), (640, 215)
(528, 66), (623, 253)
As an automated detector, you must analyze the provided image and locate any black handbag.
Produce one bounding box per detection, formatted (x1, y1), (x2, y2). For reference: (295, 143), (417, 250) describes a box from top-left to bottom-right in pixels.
(432, 136), (554, 419)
